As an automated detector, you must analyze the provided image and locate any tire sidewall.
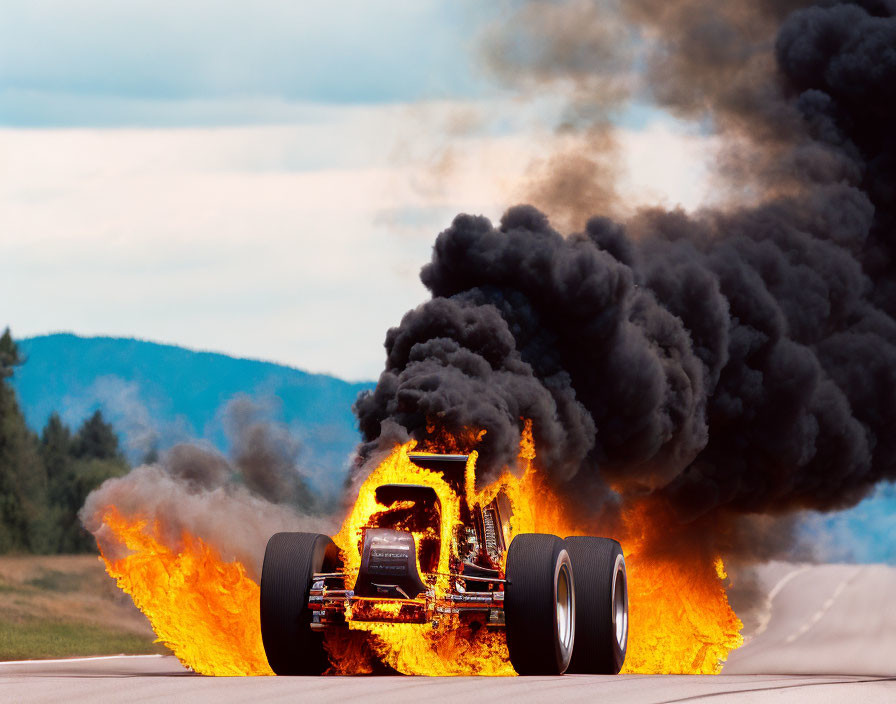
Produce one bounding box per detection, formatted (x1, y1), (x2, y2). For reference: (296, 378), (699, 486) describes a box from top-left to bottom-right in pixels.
(610, 552), (627, 670)
(553, 547), (575, 673)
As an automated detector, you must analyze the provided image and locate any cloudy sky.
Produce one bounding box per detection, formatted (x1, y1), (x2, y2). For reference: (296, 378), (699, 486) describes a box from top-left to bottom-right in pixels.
(1, 0), (714, 380)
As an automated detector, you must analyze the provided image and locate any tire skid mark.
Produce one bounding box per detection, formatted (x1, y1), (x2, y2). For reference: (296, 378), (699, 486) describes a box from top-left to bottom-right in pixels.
(657, 675), (896, 703)
(784, 567), (864, 644)
(742, 565), (811, 645)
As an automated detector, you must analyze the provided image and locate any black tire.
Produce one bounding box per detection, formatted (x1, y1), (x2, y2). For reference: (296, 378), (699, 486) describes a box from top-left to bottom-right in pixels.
(564, 536), (627, 674)
(260, 532), (340, 675)
(504, 533), (576, 675)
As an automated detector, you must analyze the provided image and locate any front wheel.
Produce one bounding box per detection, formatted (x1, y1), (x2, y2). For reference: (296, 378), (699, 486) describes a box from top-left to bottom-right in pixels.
(504, 533), (575, 675)
(564, 536), (627, 674)
(260, 532), (339, 675)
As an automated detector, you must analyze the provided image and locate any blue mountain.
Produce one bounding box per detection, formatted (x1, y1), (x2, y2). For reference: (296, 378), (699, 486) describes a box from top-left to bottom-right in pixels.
(11, 334), (374, 492)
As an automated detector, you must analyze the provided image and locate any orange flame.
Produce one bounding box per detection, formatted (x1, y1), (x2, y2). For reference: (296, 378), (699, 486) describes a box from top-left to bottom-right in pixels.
(95, 421), (742, 676)
(96, 506), (272, 676)
(332, 420), (742, 675)
(332, 445), (515, 675)
(334, 445), (463, 597)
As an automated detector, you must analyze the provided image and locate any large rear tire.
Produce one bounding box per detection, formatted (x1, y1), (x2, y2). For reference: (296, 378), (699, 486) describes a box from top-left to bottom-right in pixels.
(564, 536), (627, 674)
(504, 533), (576, 675)
(260, 532), (339, 675)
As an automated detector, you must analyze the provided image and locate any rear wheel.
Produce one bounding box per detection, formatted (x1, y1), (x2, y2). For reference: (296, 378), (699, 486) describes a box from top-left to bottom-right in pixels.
(504, 533), (576, 675)
(260, 532), (339, 675)
(564, 536), (627, 674)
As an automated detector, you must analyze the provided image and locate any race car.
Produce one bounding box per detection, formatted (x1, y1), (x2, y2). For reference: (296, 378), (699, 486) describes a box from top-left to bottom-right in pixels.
(259, 453), (627, 675)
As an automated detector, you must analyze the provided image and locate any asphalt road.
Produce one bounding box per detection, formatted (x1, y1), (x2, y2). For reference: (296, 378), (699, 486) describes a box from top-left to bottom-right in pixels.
(2, 563), (894, 703)
(723, 562), (896, 677)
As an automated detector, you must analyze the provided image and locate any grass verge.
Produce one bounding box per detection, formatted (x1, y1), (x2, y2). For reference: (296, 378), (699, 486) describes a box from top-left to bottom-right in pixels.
(0, 554), (167, 660)
(0, 619), (166, 660)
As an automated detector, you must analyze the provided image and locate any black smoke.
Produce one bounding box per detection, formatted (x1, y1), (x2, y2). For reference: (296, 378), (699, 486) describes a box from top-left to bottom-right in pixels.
(355, 0), (896, 540)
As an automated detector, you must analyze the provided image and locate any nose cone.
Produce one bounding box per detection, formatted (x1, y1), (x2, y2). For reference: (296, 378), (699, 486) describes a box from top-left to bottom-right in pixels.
(354, 527), (428, 599)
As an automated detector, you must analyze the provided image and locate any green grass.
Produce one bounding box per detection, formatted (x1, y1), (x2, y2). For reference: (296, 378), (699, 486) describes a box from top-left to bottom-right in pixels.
(25, 569), (84, 593)
(0, 579), (23, 594)
(0, 555), (169, 661)
(0, 618), (167, 660)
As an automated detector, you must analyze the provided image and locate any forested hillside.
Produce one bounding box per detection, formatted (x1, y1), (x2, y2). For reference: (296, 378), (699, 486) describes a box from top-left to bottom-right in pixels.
(13, 334), (372, 490)
(0, 329), (128, 553)
(0, 329), (373, 553)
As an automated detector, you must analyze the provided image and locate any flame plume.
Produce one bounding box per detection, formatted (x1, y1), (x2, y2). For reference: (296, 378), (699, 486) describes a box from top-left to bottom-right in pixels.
(96, 506), (272, 676)
(94, 422), (741, 676)
(332, 445), (514, 676)
(332, 422), (742, 675)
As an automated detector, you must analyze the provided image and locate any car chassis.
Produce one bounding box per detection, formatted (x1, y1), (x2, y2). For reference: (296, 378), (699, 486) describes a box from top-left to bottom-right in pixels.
(260, 453), (628, 675)
(310, 454), (512, 631)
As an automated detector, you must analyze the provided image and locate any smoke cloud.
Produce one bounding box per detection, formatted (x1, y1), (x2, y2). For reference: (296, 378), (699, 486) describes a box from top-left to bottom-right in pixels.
(481, 0), (636, 229)
(355, 0), (896, 560)
(81, 398), (337, 579)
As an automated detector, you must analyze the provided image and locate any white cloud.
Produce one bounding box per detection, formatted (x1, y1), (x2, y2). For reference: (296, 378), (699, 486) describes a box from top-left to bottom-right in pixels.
(0, 0), (493, 123)
(1, 102), (716, 379)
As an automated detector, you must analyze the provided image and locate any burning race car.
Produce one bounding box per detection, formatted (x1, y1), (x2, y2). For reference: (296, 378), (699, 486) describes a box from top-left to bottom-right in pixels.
(259, 452), (628, 675)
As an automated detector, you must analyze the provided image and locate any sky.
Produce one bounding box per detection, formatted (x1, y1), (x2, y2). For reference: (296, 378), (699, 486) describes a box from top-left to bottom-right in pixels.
(0, 0), (715, 380)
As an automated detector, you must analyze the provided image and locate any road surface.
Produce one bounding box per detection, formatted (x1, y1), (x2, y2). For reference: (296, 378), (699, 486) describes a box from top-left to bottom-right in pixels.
(2, 562), (894, 703)
(723, 563), (896, 677)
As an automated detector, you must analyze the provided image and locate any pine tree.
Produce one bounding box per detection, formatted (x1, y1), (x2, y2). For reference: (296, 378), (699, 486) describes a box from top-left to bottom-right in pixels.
(141, 442), (160, 466)
(0, 329), (52, 553)
(0, 327), (22, 379)
(0, 329), (131, 554)
(72, 410), (124, 462)
(39, 413), (73, 551)
(42, 413), (72, 502)
(53, 411), (129, 552)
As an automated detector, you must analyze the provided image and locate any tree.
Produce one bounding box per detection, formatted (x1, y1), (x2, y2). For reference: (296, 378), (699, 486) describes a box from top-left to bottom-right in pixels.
(0, 327), (22, 380)
(0, 329), (52, 553)
(41, 413), (72, 502)
(141, 442), (160, 466)
(51, 411), (129, 552)
(0, 330), (131, 554)
(61, 457), (129, 552)
(72, 410), (123, 462)
(39, 413), (73, 550)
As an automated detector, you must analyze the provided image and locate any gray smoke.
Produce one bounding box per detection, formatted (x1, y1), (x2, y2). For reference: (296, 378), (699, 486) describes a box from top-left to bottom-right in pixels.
(82, 397), (337, 579)
(481, 0), (636, 229)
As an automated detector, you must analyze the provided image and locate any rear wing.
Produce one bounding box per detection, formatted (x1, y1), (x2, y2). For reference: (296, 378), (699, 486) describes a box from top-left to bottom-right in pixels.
(408, 453), (469, 494)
